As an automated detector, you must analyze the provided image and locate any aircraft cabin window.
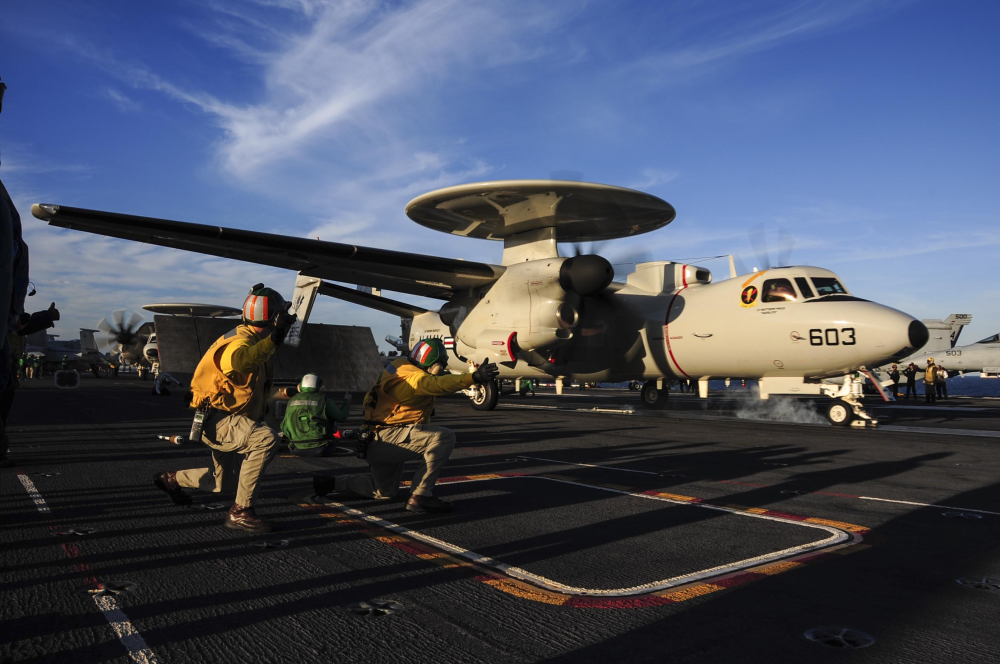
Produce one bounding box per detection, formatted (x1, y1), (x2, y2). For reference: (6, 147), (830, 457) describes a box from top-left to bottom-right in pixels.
(762, 278), (797, 303)
(811, 277), (847, 296)
(976, 334), (1000, 344)
(794, 277), (815, 299)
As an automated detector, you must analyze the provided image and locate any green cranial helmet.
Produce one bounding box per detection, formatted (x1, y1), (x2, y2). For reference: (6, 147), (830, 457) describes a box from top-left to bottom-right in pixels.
(299, 374), (322, 393)
(410, 338), (448, 369)
(242, 283), (286, 325)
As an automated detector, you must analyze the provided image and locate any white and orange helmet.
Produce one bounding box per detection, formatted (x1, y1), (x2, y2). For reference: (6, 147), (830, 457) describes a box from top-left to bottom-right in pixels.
(242, 283), (286, 325)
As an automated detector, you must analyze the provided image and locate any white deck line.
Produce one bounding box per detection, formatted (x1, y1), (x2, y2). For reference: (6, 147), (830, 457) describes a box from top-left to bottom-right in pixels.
(515, 455), (660, 475)
(881, 405), (993, 412)
(857, 496), (1000, 516)
(879, 425), (1000, 438)
(16, 474), (159, 664)
(321, 476), (854, 597)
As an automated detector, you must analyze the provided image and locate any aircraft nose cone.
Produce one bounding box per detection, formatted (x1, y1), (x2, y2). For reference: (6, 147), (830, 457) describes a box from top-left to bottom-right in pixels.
(908, 320), (929, 349)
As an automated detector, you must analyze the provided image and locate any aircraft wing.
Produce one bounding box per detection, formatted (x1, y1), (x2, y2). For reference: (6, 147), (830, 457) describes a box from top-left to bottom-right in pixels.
(31, 204), (505, 300)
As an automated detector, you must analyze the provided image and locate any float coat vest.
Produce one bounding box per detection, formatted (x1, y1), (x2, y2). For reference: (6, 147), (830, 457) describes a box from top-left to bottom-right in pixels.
(364, 358), (475, 427)
(924, 365), (937, 384)
(282, 392), (330, 448)
(189, 326), (274, 418)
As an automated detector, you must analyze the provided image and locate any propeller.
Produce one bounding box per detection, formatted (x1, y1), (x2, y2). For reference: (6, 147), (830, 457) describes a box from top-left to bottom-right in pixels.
(96, 309), (145, 353)
(741, 224), (796, 273)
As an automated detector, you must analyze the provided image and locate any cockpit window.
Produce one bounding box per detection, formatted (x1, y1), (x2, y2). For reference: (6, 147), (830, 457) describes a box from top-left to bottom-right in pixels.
(762, 278), (797, 303)
(794, 277), (815, 299)
(811, 277), (847, 296)
(976, 334), (1000, 344)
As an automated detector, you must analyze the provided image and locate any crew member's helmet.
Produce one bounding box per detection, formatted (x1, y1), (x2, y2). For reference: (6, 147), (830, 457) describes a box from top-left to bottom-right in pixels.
(410, 338), (448, 369)
(242, 283), (286, 326)
(299, 374), (322, 393)
(928, 357), (934, 363)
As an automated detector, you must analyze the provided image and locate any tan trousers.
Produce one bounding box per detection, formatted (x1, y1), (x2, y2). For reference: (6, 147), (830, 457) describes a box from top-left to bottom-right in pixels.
(337, 423), (456, 498)
(175, 411), (279, 507)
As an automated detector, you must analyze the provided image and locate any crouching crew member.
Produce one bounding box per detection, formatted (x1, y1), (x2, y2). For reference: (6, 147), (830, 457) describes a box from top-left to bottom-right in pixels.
(315, 339), (498, 513)
(281, 373), (351, 456)
(153, 284), (296, 533)
(152, 372), (182, 396)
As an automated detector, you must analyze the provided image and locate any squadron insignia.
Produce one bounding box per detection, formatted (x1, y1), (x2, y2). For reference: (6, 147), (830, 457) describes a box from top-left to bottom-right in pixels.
(740, 285), (759, 308)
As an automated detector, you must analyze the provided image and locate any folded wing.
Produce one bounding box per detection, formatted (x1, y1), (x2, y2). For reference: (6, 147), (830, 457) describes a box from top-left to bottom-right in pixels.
(32, 204), (504, 299)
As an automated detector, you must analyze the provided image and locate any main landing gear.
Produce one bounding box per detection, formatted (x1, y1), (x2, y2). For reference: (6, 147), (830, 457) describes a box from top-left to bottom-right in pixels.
(466, 379), (499, 411)
(640, 380), (667, 408)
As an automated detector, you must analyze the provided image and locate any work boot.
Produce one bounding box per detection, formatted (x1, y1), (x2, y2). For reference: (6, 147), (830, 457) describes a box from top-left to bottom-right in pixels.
(406, 494), (454, 514)
(225, 503), (273, 533)
(153, 471), (193, 505)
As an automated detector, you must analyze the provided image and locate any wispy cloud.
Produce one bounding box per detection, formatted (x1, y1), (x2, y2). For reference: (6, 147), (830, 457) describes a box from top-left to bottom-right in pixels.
(628, 1), (906, 82)
(0, 143), (92, 175)
(103, 88), (142, 113)
(628, 168), (680, 190)
(123, 0), (558, 179)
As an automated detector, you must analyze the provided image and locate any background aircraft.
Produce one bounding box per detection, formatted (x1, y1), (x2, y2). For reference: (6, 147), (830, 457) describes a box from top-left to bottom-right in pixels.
(32, 180), (928, 426)
(96, 309), (153, 367)
(906, 332), (1000, 378)
(25, 328), (110, 376)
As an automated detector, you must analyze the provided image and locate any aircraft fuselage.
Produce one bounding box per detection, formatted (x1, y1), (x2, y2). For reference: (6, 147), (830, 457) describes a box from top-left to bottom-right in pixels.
(411, 261), (926, 383)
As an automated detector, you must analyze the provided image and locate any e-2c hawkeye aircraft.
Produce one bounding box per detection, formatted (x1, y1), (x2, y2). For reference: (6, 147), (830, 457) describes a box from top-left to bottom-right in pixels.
(32, 180), (929, 427)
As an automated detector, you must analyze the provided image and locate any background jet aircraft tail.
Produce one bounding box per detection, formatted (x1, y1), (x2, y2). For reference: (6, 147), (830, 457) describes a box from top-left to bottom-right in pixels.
(918, 313), (971, 354)
(80, 329), (100, 354)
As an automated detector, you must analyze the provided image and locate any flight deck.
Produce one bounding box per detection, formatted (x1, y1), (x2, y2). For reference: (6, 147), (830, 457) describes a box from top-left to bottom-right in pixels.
(3, 377), (1000, 663)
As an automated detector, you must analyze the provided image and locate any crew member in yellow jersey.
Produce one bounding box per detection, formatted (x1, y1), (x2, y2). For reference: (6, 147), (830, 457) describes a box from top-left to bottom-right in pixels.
(315, 339), (498, 513)
(153, 283), (296, 533)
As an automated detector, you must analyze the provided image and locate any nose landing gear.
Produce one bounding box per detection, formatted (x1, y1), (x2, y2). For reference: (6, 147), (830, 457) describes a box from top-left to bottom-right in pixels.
(820, 373), (877, 428)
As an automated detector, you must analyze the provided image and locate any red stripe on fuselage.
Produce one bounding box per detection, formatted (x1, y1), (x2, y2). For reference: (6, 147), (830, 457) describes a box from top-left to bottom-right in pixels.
(664, 265), (690, 378)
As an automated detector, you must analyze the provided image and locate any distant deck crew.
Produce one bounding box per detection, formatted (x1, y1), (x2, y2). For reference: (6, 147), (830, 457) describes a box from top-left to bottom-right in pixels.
(281, 374), (351, 457)
(888, 364), (900, 398)
(314, 339), (498, 513)
(902, 362), (917, 399)
(924, 358), (937, 403)
(152, 283), (296, 533)
(936, 365), (948, 400)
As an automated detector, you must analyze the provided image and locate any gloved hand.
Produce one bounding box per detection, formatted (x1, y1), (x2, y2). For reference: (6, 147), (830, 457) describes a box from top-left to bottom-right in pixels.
(472, 359), (499, 385)
(270, 303), (297, 346)
(18, 303), (61, 336)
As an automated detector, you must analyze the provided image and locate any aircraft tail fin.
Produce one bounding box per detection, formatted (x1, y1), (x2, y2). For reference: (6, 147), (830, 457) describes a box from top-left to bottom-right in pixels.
(79, 329), (100, 354)
(919, 314), (972, 354)
(942, 314), (972, 347)
(284, 273), (322, 348)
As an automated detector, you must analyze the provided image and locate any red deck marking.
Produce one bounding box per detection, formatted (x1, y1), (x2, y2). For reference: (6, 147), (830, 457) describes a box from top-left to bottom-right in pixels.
(299, 474), (867, 609)
(709, 571), (760, 589)
(563, 595), (677, 609)
(16, 473), (158, 663)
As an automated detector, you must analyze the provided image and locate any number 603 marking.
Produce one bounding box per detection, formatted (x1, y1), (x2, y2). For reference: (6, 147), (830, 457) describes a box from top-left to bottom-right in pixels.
(809, 328), (856, 346)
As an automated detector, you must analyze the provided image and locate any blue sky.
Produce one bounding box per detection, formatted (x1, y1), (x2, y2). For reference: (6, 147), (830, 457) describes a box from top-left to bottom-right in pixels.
(2, 0), (999, 352)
